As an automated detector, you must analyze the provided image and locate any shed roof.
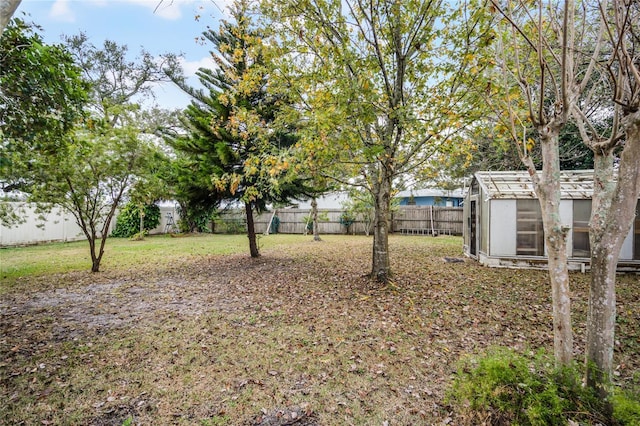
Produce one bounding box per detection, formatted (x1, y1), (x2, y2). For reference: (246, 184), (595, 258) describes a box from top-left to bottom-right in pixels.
(473, 170), (595, 199)
(396, 188), (464, 199)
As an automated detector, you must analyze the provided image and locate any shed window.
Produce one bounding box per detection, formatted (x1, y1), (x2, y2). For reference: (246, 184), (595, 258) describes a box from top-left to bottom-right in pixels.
(516, 200), (544, 256)
(573, 200), (591, 258)
(471, 180), (479, 195)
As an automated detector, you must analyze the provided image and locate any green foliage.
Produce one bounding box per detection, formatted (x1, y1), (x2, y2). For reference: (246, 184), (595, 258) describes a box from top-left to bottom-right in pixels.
(0, 18), (88, 147)
(302, 212), (328, 230)
(176, 202), (214, 233)
(263, 0), (483, 280)
(63, 33), (180, 117)
(2, 23), (177, 272)
(612, 375), (640, 425)
(112, 203), (161, 238)
(446, 348), (639, 425)
(167, 1), (303, 212)
(215, 216), (246, 234)
(468, 122), (597, 173)
(0, 203), (26, 228)
(0, 18), (88, 206)
(342, 191), (376, 235)
(339, 212), (356, 228)
(166, 0), (311, 256)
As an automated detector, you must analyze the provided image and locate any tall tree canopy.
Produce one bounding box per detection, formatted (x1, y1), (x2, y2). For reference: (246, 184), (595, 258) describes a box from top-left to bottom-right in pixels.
(0, 19), (87, 201)
(2, 23), (177, 272)
(264, 0), (480, 282)
(480, 0), (640, 407)
(570, 0), (640, 401)
(168, 0), (307, 257)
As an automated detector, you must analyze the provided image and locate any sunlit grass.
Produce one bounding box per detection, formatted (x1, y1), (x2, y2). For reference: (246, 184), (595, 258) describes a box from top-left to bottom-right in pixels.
(0, 233), (371, 287)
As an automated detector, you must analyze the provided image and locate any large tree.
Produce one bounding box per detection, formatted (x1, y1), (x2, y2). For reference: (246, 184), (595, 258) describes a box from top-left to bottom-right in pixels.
(570, 0), (640, 402)
(0, 18), (87, 203)
(483, 0), (639, 404)
(28, 115), (157, 272)
(54, 36), (180, 271)
(483, 0), (608, 365)
(265, 0), (480, 283)
(168, 0), (306, 257)
(3, 27), (179, 272)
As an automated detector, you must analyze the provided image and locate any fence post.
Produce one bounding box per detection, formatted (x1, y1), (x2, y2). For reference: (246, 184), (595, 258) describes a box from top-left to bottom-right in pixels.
(264, 210), (277, 235)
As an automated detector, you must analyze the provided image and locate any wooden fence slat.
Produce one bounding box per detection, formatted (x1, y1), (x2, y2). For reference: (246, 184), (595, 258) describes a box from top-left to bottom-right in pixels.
(216, 206), (463, 236)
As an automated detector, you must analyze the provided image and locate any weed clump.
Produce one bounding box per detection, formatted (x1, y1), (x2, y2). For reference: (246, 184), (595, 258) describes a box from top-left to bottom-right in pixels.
(446, 348), (640, 425)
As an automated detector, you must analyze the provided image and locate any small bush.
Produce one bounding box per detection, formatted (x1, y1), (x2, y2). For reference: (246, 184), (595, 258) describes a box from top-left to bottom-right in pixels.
(176, 204), (214, 233)
(112, 203), (161, 238)
(612, 374), (640, 425)
(446, 348), (622, 425)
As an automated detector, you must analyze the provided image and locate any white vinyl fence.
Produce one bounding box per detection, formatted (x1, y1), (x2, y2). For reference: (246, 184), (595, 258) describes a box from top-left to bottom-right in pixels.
(1, 203), (91, 246)
(0, 203), (179, 247)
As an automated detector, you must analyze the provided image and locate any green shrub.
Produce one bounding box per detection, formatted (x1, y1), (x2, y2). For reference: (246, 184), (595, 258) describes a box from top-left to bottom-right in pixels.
(176, 204), (215, 233)
(612, 374), (640, 425)
(446, 348), (615, 425)
(112, 203), (161, 238)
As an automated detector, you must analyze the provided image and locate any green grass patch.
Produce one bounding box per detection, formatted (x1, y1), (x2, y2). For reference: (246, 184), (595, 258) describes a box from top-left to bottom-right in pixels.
(446, 348), (640, 425)
(0, 233), (311, 290)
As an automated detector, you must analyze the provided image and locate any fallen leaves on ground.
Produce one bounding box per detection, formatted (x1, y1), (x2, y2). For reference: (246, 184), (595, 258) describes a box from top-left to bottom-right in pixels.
(1, 235), (638, 425)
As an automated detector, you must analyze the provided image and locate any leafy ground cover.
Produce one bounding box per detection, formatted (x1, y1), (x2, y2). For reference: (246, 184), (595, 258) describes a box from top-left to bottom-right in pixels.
(1, 234), (638, 425)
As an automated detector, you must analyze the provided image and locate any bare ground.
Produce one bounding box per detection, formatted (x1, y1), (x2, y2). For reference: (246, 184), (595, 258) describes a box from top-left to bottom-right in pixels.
(1, 236), (639, 425)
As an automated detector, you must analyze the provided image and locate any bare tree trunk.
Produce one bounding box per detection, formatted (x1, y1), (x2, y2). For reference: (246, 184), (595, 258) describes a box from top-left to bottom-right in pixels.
(94, 236), (108, 273)
(90, 198), (122, 273)
(245, 201), (260, 258)
(139, 204), (145, 236)
(88, 234), (100, 273)
(311, 197), (321, 241)
(0, 0), (21, 33)
(586, 117), (640, 399)
(371, 170), (392, 283)
(533, 130), (574, 365)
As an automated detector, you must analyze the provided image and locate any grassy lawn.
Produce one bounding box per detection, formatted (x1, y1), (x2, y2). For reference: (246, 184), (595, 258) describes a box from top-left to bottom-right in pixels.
(0, 234), (305, 288)
(1, 234), (638, 425)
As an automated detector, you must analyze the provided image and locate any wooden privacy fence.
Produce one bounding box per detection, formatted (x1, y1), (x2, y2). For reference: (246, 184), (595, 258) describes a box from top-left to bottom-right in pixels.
(216, 206), (463, 236)
(392, 206), (463, 236)
(217, 209), (361, 235)
(0, 204), (463, 246)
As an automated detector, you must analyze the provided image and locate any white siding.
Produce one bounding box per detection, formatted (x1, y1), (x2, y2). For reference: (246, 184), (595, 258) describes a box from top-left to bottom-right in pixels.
(489, 199), (517, 256)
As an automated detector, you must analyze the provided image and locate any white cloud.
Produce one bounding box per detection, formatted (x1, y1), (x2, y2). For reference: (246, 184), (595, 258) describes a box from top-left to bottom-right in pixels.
(180, 55), (216, 77)
(49, 0), (76, 22)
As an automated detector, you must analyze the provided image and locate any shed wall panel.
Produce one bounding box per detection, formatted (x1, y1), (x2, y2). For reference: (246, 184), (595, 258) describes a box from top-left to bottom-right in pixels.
(481, 196), (490, 254)
(560, 200), (573, 258)
(490, 199), (517, 256)
(621, 229), (633, 260)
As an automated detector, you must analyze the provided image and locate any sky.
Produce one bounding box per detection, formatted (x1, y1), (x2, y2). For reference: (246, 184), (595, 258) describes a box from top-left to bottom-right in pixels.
(14, 0), (233, 109)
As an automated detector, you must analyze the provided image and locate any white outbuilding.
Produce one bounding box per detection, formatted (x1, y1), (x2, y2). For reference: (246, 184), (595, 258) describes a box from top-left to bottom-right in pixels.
(463, 170), (640, 271)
